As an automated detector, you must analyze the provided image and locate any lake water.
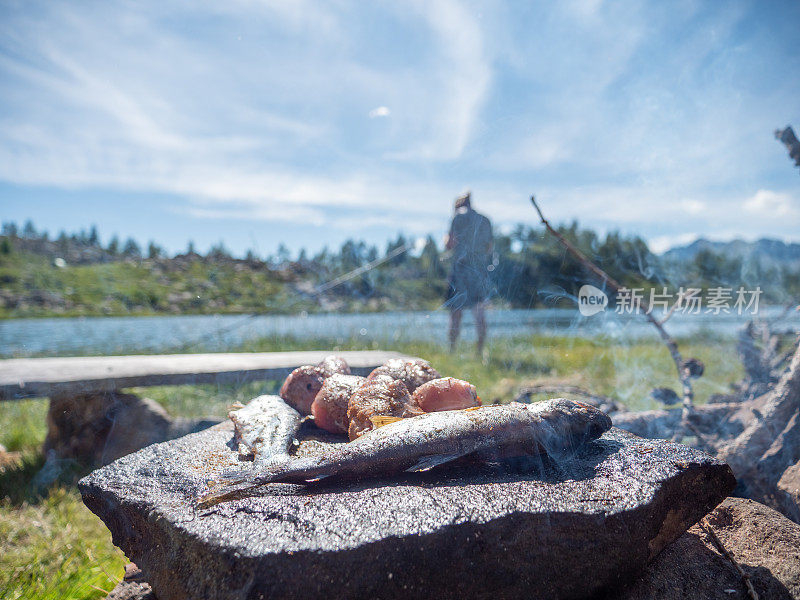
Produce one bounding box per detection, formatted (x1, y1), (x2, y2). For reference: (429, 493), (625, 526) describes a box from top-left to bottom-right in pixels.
(2, 306), (797, 357)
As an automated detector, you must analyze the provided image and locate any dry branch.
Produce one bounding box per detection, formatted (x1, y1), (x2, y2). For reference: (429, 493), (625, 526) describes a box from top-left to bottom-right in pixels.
(718, 340), (800, 481)
(529, 195), (697, 434)
(698, 519), (759, 600)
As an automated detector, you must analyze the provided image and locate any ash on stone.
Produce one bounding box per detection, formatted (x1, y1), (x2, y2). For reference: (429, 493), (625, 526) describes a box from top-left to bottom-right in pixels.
(81, 422), (735, 600)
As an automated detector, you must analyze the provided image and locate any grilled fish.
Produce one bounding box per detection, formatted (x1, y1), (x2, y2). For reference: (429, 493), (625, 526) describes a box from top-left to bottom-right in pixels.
(228, 395), (302, 465)
(198, 398), (611, 508)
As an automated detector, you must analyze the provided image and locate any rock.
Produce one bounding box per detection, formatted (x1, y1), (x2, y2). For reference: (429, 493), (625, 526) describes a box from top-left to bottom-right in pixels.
(777, 459), (800, 523)
(100, 395), (174, 464)
(106, 579), (155, 600)
(99, 498), (800, 600)
(612, 379), (800, 523)
(101, 396), (218, 465)
(80, 423), (735, 600)
(0, 445), (21, 472)
(779, 459), (800, 504)
(44, 391), (219, 465)
(45, 391), (119, 460)
(106, 563), (157, 600)
(611, 497), (800, 599)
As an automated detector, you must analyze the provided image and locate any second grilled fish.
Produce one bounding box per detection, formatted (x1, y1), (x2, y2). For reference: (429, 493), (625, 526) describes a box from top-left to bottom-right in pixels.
(228, 395), (302, 465)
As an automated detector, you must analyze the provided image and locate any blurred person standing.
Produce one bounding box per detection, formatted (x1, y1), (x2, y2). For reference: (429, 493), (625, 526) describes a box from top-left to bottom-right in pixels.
(445, 191), (493, 356)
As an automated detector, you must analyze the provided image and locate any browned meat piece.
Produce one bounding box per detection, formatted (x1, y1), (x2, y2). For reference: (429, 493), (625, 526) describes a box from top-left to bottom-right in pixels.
(311, 374), (366, 435)
(280, 356), (351, 415)
(366, 358), (440, 393)
(347, 378), (424, 440)
(318, 355), (351, 376)
(412, 377), (481, 412)
(280, 365), (324, 415)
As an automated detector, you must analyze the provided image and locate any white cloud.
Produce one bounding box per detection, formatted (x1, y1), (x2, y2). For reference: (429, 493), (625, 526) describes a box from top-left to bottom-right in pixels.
(182, 203), (327, 226)
(680, 200), (706, 216)
(743, 190), (798, 218)
(368, 106), (391, 118)
(390, 0), (492, 160)
(484, 0), (771, 197)
(0, 2), (462, 223)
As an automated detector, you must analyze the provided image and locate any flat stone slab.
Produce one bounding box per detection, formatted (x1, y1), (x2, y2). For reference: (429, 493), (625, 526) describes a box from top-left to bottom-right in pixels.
(80, 422), (735, 600)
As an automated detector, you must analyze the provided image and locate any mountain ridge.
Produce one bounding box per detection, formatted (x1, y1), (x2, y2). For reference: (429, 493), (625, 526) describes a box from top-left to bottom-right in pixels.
(663, 237), (800, 267)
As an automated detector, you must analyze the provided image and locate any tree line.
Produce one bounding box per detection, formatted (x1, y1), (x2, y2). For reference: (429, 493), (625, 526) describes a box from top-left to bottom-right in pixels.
(1, 219), (797, 311)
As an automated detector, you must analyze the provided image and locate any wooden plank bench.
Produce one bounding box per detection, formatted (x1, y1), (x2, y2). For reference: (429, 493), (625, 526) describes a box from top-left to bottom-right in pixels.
(0, 350), (406, 465)
(0, 350), (406, 400)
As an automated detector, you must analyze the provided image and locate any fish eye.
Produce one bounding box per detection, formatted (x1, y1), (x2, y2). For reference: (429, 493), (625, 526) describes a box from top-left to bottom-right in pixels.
(306, 383), (313, 390)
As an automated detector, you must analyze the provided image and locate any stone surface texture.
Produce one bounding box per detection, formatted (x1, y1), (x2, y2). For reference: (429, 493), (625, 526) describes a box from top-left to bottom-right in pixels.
(611, 497), (800, 599)
(81, 422), (735, 600)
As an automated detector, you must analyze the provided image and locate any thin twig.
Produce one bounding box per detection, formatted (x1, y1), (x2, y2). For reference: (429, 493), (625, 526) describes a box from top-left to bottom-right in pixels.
(313, 243), (410, 293)
(657, 300), (679, 325)
(172, 241), (415, 352)
(529, 196), (696, 428)
(89, 585), (111, 594)
(698, 518), (759, 600)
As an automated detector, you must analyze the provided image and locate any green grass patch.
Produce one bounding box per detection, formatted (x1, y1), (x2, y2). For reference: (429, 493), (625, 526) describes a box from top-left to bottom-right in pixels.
(0, 399), (49, 452)
(0, 487), (125, 600)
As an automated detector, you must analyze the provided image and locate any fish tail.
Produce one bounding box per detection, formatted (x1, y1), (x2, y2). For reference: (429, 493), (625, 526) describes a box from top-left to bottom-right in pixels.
(195, 466), (282, 509)
(195, 456), (323, 509)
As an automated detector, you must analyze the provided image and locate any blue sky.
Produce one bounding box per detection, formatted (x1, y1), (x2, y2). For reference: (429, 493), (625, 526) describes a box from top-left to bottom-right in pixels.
(1, 0), (799, 257)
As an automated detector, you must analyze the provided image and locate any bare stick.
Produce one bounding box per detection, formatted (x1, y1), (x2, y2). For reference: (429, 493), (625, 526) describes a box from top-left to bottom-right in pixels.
(657, 300), (680, 325)
(530, 196), (622, 290)
(529, 196), (696, 426)
(698, 519), (759, 600)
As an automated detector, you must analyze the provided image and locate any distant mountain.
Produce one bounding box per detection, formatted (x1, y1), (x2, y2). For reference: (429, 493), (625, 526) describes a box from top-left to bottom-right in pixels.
(663, 238), (800, 268)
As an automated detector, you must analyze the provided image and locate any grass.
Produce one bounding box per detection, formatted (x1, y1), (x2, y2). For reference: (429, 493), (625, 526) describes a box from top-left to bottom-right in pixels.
(0, 487), (124, 600)
(0, 249), (289, 319)
(0, 332), (742, 599)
